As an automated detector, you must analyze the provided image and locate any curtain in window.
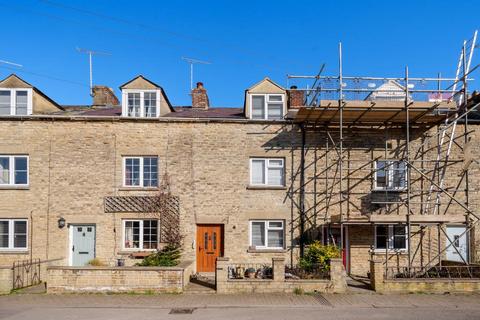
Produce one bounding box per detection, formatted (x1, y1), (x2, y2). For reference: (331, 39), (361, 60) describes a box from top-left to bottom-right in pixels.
(267, 160), (283, 186)
(267, 103), (282, 120)
(125, 158), (140, 186)
(127, 93), (141, 117)
(251, 222), (265, 247)
(144, 92), (157, 117)
(252, 96), (265, 119)
(267, 229), (283, 248)
(0, 157), (9, 184)
(251, 160), (265, 184)
(124, 221), (140, 248)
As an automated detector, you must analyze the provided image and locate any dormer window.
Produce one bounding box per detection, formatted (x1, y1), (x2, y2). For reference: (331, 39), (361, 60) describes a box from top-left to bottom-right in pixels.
(250, 94), (285, 120)
(0, 89), (32, 116)
(122, 90), (159, 118)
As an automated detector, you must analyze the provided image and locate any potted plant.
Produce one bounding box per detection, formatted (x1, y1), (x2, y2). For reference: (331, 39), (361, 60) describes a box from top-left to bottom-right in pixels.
(245, 267), (256, 279)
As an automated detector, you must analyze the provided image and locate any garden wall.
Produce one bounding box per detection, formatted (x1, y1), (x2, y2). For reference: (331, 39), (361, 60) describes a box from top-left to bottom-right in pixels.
(47, 260), (194, 294)
(216, 257), (346, 294)
(370, 259), (480, 293)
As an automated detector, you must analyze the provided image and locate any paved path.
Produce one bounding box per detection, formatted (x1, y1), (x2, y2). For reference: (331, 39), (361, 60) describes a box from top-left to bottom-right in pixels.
(1, 293), (480, 319)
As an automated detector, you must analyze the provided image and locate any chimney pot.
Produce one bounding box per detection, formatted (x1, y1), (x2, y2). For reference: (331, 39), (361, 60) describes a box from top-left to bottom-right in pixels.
(196, 82), (204, 89)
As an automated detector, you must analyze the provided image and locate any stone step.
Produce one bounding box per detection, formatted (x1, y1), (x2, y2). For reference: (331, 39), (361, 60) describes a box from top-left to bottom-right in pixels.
(184, 282), (216, 295)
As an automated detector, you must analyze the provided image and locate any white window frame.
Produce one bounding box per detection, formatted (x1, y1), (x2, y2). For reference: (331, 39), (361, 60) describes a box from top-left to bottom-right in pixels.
(121, 89), (161, 118)
(0, 155), (29, 186)
(249, 94), (285, 120)
(0, 88), (33, 116)
(0, 219), (28, 251)
(249, 220), (285, 250)
(122, 219), (159, 251)
(374, 224), (408, 252)
(249, 158), (285, 187)
(373, 160), (407, 191)
(122, 156), (158, 188)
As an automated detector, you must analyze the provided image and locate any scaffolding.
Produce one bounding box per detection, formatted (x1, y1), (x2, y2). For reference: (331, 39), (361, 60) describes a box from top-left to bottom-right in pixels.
(288, 30), (480, 274)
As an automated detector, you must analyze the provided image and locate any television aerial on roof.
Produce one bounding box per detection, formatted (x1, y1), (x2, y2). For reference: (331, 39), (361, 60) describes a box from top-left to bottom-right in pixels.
(76, 47), (111, 97)
(181, 57), (211, 91)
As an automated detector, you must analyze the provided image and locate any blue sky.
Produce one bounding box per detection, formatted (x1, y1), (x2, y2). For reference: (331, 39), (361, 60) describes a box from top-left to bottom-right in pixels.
(0, 0), (478, 106)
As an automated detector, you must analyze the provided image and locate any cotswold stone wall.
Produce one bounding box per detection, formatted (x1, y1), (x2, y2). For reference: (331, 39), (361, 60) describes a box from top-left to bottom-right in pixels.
(0, 117), (478, 277)
(46, 265), (188, 294)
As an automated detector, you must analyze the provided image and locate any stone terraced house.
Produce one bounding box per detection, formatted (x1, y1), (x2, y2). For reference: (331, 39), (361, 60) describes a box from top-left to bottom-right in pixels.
(0, 72), (479, 279)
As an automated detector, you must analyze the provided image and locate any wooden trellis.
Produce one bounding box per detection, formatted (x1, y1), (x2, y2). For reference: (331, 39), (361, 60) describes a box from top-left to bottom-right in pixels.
(104, 195), (180, 244)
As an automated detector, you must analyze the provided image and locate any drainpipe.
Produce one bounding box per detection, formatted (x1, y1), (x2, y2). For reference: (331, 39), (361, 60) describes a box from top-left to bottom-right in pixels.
(299, 124), (306, 258)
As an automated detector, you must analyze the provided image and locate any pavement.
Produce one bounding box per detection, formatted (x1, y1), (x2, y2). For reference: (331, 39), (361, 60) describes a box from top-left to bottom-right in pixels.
(0, 292), (480, 319)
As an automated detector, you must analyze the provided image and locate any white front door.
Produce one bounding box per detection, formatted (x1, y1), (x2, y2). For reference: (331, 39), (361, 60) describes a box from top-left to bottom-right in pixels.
(446, 226), (468, 262)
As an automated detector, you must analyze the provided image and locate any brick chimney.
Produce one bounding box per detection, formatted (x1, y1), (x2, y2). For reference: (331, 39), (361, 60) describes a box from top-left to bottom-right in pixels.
(92, 86), (119, 107)
(288, 86), (305, 108)
(191, 82), (209, 109)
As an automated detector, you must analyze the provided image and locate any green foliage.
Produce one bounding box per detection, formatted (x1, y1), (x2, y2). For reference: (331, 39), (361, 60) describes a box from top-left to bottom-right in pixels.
(299, 241), (341, 271)
(136, 244), (181, 267)
(293, 287), (304, 295)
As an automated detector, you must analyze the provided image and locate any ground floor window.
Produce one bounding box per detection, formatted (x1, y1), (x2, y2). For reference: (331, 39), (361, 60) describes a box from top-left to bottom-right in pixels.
(0, 219), (27, 250)
(249, 220), (284, 249)
(123, 219), (158, 250)
(375, 224), (407, 250)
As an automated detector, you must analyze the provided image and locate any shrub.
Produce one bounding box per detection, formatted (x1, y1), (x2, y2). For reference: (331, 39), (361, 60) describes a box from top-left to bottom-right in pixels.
(136, 244), (181, 267)
(87, 258), (105, 266)
(299, 241), (341, 271)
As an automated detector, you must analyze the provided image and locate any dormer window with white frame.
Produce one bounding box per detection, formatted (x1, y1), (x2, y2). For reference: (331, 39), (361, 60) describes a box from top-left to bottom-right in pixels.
(0, 88), (33, 116)
(122, 90), (160, 118)
(374, 160), (407, 191)
(250, 94), (285, 120)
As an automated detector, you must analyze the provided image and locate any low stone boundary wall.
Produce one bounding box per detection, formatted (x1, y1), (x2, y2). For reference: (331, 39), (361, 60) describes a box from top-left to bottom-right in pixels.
(216, 257), (346, 294)
(370, 259), (480, 293)
(47, 260), (194, 294)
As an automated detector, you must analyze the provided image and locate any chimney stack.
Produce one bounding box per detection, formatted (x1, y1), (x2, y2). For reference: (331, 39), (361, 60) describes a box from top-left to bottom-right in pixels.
(191, 82), (209, 109)
(288, 85), (305, 108)
(92, 86), (119, 108)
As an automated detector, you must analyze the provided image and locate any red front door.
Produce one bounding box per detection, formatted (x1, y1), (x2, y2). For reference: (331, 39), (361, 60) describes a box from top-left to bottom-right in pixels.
(196, 224), (223, 272)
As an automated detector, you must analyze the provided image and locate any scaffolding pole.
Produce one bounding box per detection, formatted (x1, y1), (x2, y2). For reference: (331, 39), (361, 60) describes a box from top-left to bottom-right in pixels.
(405, 66), (412, 271)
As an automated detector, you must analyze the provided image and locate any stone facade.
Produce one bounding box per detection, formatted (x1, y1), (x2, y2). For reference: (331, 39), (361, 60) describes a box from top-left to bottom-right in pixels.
(0, 115), (478, 279)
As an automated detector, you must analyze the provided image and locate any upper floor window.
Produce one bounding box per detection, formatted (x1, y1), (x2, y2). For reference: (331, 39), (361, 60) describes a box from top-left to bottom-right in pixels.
(123, 156), (158, 188)
(251, 94), (284, 120)
(0, 155), (29, 186)
(250, 158), (285, 187)
(0, 219), (28, 250)
(375, 225), (407, 251)
(122, 90), (159, 118)
(374, 160), (406, 191)
(0, 89), (32, 116)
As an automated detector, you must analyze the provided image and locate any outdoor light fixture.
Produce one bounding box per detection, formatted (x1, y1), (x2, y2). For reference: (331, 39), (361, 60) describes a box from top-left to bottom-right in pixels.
(58, 217), (66, 229)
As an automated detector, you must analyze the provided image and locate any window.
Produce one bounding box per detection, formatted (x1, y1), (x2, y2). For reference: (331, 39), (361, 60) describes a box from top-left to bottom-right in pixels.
(375, 225), (407, 250)
(123, 219), (158, 250)
(0, 89), (32, 115)
(0, 155), (28, 186)
(251, 94), (284, 120)
(123, 156), (158, 187)
(0, 219), (27, 250)
(250, 158), (285, 187)
(374, 160), (407, 190)
(250, 220), (284, 249)
(123, 90), (159, 118)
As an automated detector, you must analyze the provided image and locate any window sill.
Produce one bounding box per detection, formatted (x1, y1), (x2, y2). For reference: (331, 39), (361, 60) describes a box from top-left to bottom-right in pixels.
(247, 249), (286, 253)
(0, 185), (29, 190)
(117, 250), (157, 256)
(247, 185), (287, 190)
(372, 188), (406, 193)
(0, 250), (29, 254)
(118, 187), (159, 192)
(372, 249), (408, 254)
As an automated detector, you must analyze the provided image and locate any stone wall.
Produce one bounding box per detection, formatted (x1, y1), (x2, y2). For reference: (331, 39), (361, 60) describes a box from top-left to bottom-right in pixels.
(370, 259), (480, 293)
(46, 261), (194, 294)
(216, 257), (346, 294)
(0, 116), (478, 278)
(0, 267), (11, 294)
